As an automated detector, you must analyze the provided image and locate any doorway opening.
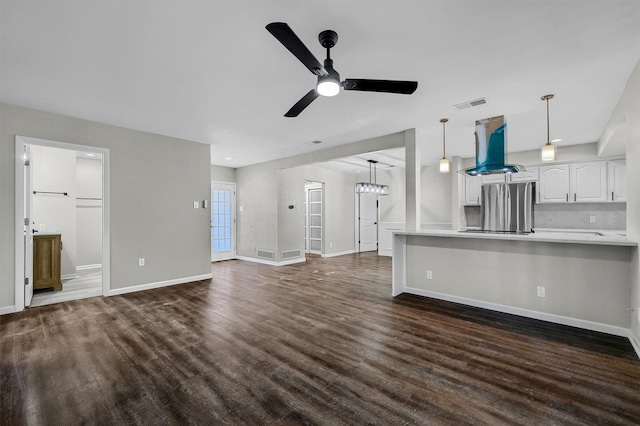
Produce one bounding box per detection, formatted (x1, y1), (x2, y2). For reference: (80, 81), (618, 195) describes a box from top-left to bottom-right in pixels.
(211, 181), (236, 261)
(14, 136), (110, 310)
(305, 182), (323, 255)
(356, 192), (379, 252)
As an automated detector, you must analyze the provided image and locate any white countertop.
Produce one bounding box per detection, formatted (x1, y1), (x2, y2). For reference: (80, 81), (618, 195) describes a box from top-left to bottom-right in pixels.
(394, 229), (637, 247)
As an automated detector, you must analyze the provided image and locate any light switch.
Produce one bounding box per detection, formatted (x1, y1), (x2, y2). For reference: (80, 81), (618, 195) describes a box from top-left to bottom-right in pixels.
(193, 201), (199, 209)
(202, 200), (208, 209)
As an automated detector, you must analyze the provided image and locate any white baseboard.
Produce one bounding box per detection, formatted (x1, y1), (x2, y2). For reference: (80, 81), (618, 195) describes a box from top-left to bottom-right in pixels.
(629, 330), (640, 359)
(77, 264), (102, 271)
(0, 305), (17, 315)
(402, 286), (630, 338)
(235, 255), (306, 266)
(322, 250), (355, 258)
(108, 273), (213, 296)
(61, 273), (79, 280)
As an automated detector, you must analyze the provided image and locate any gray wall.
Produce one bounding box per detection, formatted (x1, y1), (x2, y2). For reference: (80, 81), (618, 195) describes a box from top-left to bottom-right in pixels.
(278, 164), (357, 257)
(211, 164), (236, 183)
(0, 103), (211, 310)
(378, 164), (452, 225)
(404, 235), (632, 328)
(235, 130), (408, 262)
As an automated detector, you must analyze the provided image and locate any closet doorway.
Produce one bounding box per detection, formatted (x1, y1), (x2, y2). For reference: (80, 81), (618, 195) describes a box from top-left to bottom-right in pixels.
(304, 182), (323, 255)
(14, 136), (110, 310)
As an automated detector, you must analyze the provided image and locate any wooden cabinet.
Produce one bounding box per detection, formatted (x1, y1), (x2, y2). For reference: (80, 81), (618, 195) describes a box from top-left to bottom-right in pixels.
(33, 234), (62, 291)
(465, 175), (481, 205)
(608, 159), (626, 202)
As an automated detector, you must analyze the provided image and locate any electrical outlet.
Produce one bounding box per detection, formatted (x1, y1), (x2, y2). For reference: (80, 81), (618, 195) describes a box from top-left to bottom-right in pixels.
(39, 224), (46, 231)
(193, 201), (199, 209)
(537, 286), (546, 297)
(589, 215), (596, 223)
(427, 270), (433, 280)
(138, 258), (145, 267)
(330, 242), (333, 248)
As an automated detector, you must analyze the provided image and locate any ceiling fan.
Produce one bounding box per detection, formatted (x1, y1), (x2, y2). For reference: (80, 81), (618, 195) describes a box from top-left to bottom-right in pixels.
(266, 22), (418, 117)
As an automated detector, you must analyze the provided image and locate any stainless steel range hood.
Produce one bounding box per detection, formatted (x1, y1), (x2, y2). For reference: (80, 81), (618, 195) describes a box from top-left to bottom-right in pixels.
(463, 115), (524, 176)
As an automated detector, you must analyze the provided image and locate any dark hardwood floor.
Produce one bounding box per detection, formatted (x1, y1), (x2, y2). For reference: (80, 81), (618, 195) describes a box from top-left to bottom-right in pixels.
(1, 253), (639, 425)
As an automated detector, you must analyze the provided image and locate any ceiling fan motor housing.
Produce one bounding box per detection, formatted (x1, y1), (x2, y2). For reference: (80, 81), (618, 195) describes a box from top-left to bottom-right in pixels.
(318, 30), (338, 48)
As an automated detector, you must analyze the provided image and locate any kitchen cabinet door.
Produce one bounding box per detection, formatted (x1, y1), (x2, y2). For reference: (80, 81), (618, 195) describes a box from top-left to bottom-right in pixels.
(465, 175), (481, 205)
(481, 174), (507, 184)
(571, 161), (607, 203)
(538, 164), (570, 203)
(607, 159), (626, 202)
(510, 167), (539, 182)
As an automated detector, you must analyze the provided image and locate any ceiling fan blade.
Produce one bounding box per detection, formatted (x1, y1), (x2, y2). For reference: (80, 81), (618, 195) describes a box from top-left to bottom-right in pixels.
(266, 22), (328, 77)
(285, 90), (320, 117)
(343, 79), (418, 94)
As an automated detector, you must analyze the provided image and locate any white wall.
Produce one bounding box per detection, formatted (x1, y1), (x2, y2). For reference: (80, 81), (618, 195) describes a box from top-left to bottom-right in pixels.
(31, 145), (77, 276)
(0, 103), (211, 311)
(76, 157), (102, 268)
(598, 60), (640, 346)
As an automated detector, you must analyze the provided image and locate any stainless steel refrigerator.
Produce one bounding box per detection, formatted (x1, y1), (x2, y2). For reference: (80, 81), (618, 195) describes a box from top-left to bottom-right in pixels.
(480, 182), (534, 234)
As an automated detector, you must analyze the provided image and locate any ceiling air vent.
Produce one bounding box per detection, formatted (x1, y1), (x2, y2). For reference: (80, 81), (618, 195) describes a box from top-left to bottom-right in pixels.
(453, 97), (487, 110)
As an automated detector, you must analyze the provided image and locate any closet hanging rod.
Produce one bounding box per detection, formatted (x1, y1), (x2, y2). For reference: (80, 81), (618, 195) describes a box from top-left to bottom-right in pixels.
(33, 191), (68, 196)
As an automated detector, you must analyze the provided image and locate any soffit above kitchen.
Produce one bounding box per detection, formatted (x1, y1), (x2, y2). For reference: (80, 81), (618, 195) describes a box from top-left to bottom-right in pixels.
(1, 1), (638, 168)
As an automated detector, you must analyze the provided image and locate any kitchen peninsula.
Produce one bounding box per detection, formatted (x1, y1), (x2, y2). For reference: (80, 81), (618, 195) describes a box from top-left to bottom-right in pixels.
(392, 230), (637, 336)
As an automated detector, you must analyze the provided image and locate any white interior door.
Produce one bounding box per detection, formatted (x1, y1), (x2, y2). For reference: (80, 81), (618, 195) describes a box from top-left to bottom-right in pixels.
(305, 183), (323, 254)
(358, 193), (378, 252)
(211, 182), (236, 261)
(24, 145), (33, 306)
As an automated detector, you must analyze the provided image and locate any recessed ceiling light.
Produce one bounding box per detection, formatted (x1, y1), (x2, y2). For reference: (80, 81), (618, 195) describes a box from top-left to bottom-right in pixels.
(551, 138), (562, 143)
(86, 153), (95, 157)
(224, 157), (232, 161)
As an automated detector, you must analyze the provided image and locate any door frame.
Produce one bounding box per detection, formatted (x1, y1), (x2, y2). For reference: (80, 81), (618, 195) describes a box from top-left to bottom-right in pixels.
(355, 192), (379, 253)
(211, 181), (236, 261)
(14, 135), (111, 311)
(304, 182), (323, 255)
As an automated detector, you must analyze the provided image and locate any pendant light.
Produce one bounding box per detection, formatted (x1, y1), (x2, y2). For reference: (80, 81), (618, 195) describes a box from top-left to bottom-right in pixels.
(541, 94), (556, 162)
(355, 160), (389, 195)
(439, 118), (451, 173)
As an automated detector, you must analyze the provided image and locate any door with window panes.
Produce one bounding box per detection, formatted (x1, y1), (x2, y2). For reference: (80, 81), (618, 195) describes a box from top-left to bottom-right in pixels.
(211, 182), (235, 261)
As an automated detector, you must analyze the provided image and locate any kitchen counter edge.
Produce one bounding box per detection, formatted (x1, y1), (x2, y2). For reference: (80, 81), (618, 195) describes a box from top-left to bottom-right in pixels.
(392, 230), (637, 247)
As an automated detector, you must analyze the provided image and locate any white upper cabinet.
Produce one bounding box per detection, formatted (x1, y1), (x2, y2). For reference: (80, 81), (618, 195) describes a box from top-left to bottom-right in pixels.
(510, 167), (539, 182)
(608, 159), (626, 202)
(539, 164), (570, 203)
(571, 161), (607, 203)
(465, 175), (481, 205)
(481, 174), (507, 183)
(539, 161), (609, 203)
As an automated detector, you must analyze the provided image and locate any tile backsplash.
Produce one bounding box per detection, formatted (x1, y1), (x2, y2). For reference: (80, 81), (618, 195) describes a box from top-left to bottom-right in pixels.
(464, 203), (626, 230)
(533, 203), (626, 230)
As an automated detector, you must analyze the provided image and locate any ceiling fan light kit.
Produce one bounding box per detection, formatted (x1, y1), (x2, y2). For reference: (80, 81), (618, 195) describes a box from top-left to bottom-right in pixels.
(266, 22), (418, 117)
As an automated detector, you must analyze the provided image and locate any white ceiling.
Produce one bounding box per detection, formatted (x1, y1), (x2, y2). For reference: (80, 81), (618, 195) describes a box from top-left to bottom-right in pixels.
(1, 1), (639, 169)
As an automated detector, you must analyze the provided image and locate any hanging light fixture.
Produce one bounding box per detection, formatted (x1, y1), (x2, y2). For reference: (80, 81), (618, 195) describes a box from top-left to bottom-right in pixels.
(355, 160), (389, 195)
(439, 118), (451, 173)
(541, 94), (557, 162)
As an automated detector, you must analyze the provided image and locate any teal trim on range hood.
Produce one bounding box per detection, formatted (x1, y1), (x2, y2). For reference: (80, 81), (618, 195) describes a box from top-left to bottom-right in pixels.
(463, 115), (525, 176)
